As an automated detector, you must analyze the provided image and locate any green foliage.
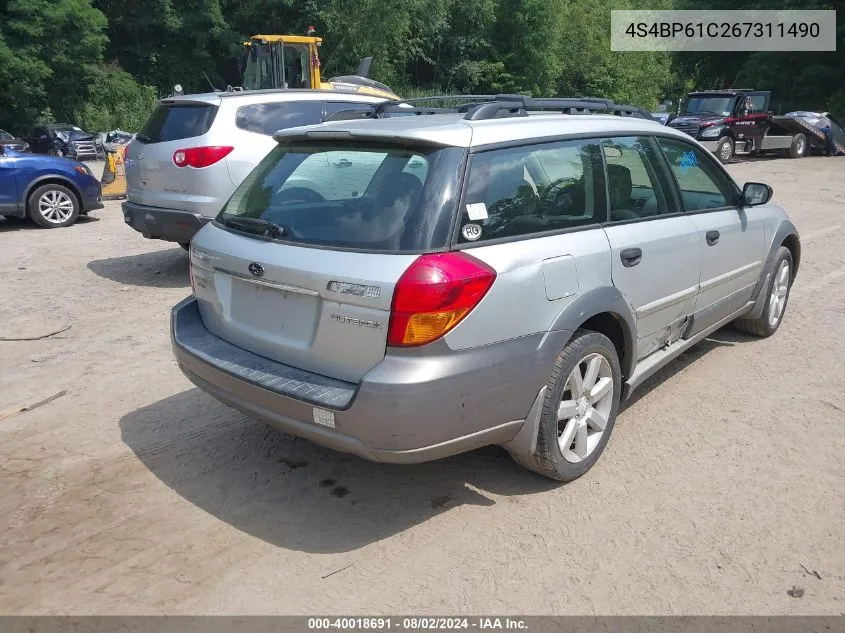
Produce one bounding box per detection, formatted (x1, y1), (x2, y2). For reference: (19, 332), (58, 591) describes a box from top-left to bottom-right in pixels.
(1, 0), (843, 135)
(76, 67), (158, 133)
(672, 0), (845, 113)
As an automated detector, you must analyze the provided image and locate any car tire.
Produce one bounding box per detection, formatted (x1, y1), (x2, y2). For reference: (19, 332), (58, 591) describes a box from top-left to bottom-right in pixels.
(787, 133), (807, 158)
(715, 136), (734, 164)
(27, 183), (80, 228)
(734, 247), (793, 337)
(514, 330), (621, 482)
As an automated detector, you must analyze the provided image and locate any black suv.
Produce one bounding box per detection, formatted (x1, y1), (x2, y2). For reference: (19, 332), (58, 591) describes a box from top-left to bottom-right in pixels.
(22, 124), (100, 161)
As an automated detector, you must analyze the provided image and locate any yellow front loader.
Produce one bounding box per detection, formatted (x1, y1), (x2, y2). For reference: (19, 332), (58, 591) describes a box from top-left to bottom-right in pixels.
(241, 30), (399, 100)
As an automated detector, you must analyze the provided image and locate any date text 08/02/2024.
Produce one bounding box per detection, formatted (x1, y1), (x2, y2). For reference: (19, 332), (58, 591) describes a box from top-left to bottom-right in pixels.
(308, 617), (529, 630)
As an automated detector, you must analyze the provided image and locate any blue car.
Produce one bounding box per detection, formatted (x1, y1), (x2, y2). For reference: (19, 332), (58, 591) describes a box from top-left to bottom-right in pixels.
(0, 146), (103, 228)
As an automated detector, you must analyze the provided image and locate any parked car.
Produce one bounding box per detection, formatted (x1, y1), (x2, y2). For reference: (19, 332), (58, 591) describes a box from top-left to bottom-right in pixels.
(0, 145), (103, 227)
(122, 89), (395, 249)
(0, 129), (30, 152)
(21, 123), (99, 161)
(97, 129), (136, 154)
(171, 96), (800, 482)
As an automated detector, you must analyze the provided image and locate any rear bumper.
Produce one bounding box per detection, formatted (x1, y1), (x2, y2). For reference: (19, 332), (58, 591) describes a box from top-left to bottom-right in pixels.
(81, 177), (104, 212)
(122, 201), (211, 244)
(84, 196), (104, 212)
(171, 296), (567, 464)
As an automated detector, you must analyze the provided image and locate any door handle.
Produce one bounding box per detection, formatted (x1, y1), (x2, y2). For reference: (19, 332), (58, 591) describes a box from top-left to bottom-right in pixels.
(620, 247), (642, 267)
(706, 230), (720, 246)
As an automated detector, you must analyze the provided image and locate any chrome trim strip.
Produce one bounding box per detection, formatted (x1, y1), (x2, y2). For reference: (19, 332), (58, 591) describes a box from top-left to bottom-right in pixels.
(636, 285), (698, 319)
(214, 268), (320, 296)
(698, 261), (762, 292)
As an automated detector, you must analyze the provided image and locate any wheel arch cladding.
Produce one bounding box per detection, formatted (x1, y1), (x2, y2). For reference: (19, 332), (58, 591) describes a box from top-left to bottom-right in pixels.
(781, 231), (800, 281)
(548, 286), (637, 380)
(746, 220), (800, 320)
(25, 176), (83, 210)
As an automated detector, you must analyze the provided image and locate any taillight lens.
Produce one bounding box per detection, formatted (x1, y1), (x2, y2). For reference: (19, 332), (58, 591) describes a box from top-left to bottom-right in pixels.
(173, 146), (234, 168)
(388, 252), (496, 347)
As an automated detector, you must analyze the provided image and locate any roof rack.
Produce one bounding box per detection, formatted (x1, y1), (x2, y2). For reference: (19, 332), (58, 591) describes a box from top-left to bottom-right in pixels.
(463, 94), (654, 121)
(322, 94), (656, 123)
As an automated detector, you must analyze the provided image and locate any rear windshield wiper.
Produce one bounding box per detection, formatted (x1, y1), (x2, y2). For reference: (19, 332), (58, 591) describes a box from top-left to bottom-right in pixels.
(220, 215), (286, 238)
(135, 134), (153, 144)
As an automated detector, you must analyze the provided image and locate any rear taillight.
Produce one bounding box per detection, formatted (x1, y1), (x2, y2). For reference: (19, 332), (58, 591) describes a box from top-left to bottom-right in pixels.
(173, 146), (234, 168)
(387, 252), (496, 347)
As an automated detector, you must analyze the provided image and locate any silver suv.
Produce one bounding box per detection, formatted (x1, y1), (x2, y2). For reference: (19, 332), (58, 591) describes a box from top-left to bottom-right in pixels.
(170, 96), (800, 481)
(122, 89), (390, 248)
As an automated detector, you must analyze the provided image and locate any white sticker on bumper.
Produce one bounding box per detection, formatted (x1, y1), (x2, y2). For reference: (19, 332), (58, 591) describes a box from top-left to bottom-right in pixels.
(313, 407), (336, 428)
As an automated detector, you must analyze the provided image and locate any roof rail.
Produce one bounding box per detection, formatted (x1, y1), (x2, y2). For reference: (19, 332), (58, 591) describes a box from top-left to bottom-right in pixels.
(322, 93), (656, 123)
(323, 95), (498, 122)
(464, 94), (655, 121)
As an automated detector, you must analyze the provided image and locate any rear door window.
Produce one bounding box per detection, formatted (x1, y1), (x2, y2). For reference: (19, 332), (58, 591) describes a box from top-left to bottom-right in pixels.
(601, 136), (672, 221)
(138, 103), (218, 143)
(218, 143), (466, 252)
(235, 102), (323, 135)
(458, 139), (606, 244)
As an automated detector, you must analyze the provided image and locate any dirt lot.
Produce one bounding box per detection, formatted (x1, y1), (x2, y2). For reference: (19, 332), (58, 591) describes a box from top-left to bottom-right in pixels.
(0, 156), (843, 615)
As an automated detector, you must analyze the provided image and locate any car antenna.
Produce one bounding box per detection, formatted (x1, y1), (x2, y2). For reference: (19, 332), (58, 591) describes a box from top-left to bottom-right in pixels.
(203, 71), (221, 93)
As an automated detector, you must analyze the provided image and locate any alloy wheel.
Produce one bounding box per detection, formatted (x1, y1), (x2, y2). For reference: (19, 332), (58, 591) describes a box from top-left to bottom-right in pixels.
(38, 190), (75, 224)
(768, 260), (790, 328)
(557, 352), (615, 463)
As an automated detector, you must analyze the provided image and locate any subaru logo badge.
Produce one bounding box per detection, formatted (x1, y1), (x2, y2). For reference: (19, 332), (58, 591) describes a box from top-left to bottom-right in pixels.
(248, 262), (264, 278)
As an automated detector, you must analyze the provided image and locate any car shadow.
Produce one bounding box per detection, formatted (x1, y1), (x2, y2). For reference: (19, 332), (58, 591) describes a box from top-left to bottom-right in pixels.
(88, 247), (189, 288)
(118, 326), (761, 554)
(0, 216), (37, 232)
(0, 214), (100, 233)
(119, 389), (559, 554)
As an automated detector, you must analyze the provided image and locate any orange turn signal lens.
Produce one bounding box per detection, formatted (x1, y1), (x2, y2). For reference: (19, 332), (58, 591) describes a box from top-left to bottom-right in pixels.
(401, 309), (469, 346)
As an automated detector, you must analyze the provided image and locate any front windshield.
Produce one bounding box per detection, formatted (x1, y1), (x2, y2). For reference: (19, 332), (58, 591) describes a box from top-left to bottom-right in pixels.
(684, 96), (736, 117)
(0, 129), (13, 140)
(217, 142), (465, 252)
(243, 44), (278, 90)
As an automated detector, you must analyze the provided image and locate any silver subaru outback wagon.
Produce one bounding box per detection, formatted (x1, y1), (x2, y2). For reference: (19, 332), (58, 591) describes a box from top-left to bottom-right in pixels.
(171, 96), (800, 481)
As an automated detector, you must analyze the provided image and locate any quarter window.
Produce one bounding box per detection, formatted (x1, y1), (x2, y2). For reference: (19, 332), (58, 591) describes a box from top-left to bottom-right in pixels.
(657, 137), (736, 211)
(602, 136), (671, 221)
(458, 139), (606, 244)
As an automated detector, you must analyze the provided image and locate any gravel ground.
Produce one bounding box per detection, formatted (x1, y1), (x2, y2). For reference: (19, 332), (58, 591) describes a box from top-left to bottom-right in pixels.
(0, 156), (843, 615)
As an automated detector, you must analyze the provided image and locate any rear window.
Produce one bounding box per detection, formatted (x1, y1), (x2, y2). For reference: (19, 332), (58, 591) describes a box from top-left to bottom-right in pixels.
(235, 102), (322, 135)
(458, 139), (607, 244)
(137, 103), (218, 143)
(217, 143), (465, 252)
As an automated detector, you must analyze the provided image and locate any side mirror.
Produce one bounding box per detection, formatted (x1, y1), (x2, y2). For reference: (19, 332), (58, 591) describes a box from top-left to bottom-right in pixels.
(742, 182), (772, 206)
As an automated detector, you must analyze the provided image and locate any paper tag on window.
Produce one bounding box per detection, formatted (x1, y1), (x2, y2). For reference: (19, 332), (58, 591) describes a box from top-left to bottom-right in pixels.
(466, 202), (488, 221)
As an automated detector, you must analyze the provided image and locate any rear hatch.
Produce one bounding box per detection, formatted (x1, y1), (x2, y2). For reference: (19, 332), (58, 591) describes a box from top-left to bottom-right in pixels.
(125, 99), (220, 213)
(189, 140), (466, 382)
